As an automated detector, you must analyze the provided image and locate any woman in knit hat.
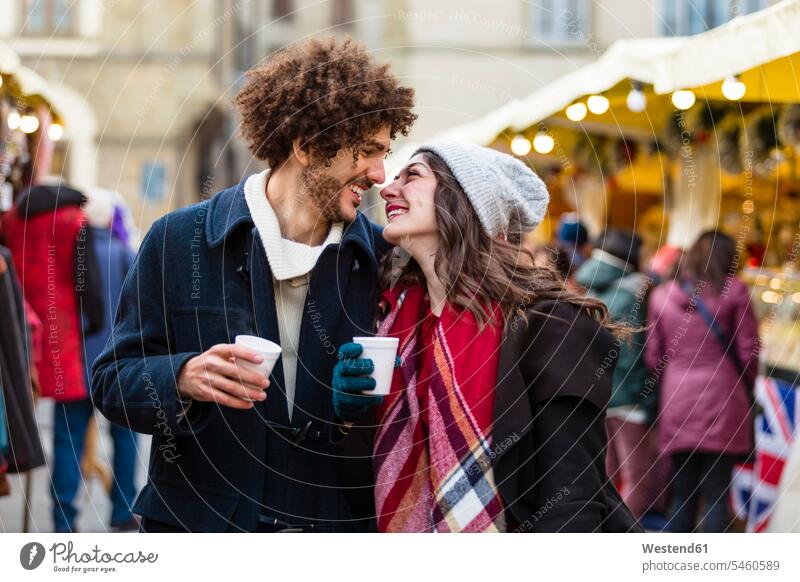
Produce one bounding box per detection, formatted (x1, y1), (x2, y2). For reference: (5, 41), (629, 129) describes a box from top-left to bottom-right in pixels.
(332, 142), (640, 533)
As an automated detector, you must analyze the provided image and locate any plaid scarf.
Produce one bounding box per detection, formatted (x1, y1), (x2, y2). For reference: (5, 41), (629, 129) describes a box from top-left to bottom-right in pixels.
(373, 286), (506, 532)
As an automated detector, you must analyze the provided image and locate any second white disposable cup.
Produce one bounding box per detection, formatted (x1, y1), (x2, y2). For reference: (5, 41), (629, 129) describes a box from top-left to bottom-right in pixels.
(353, 336), (399, 396)
(234, 335), (282, 380)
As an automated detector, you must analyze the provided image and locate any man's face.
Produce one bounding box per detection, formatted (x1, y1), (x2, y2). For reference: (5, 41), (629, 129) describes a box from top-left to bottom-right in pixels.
(300, 125), (390, 223)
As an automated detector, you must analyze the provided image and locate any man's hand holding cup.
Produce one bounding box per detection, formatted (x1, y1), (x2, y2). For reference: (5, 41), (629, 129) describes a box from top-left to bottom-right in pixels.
(177, 337), (281, 410)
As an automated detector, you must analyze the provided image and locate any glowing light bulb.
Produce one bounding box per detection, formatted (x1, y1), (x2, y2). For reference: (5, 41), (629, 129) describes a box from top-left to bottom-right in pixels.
(565, 102), (587, 121)
(671, 89), (696, 110)
(532, 131), (555, 154)
(20, 114), (39, 134)
(721, 76), (746, 101)
(7, 110), (20, 130)
(586, 95), (610, 115)
(510, 135), (532, 156)
(48, 123), (64, 141)
(626, 87), (646, 112)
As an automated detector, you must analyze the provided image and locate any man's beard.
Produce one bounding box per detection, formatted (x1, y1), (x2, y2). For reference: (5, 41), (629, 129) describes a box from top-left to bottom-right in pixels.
(300, 164), (349, 223)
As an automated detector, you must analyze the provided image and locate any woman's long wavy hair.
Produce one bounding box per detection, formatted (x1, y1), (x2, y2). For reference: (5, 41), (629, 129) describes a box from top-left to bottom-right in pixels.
(377, 152), (621, 335)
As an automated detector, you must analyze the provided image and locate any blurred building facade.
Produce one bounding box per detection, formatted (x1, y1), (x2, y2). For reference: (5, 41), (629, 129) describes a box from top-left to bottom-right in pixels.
(0, 0), (776, 229)
(0, 0), (241, 227)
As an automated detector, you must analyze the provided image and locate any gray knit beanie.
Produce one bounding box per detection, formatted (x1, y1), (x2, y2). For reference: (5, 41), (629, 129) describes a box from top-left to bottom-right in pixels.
(413, 141), (549, 237)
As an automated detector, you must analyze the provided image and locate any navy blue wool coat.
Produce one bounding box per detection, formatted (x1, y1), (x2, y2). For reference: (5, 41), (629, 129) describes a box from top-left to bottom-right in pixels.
(92, 178), (390, 532)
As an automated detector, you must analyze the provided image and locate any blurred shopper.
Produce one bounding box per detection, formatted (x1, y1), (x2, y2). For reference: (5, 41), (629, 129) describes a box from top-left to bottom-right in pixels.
(575, 230), (657, 520)
(0, 132), (46, 488)
(646, 230), (759, 533)
(647, 244), (683, 286)
(2, 109), (104, 403)
(48, 188), (139, 533)
(2, 111), (112, 531)
(557, 213), (591, 276)
(0, 243), (46, 484)
(333, 143), (641, 532)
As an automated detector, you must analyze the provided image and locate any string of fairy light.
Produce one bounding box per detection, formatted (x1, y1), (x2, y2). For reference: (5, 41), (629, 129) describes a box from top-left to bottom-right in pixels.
(509, 75), (748, 156)
(0, 75), (64, 141)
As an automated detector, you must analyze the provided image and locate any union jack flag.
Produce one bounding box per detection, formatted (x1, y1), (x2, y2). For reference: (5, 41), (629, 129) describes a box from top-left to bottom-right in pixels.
(731, 376), (800, 532)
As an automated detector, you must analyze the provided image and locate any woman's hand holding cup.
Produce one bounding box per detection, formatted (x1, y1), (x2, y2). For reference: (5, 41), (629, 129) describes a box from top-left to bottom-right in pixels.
(332, 338), (399, 421)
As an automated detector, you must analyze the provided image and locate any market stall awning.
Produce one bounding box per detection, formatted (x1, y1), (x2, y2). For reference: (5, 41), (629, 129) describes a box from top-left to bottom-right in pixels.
(0, 45), (66, 126)
(389, 0), (800, 167)
(0, 40), (20, 75)
(12, 66), (65, 119)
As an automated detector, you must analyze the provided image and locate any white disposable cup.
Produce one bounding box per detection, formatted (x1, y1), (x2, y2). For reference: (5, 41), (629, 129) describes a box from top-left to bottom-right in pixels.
(234, 335), (282, 380)
(353, 336), (399, 396)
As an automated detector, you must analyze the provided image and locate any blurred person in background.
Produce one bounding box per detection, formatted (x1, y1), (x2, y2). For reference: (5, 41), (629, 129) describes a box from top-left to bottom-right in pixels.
(646, 230), (759, 533)
(47, 188), (139, 532)
(647, 244), (683, 286)
(556, 213), (591, 276)
(1, 106), (105, 404)
(2, 109), (107, 531)
(0, 124), (46, 489)
(575, 229), (657, 522)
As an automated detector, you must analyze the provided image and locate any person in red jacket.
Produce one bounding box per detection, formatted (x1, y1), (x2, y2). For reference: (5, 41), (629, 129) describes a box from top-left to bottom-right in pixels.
(2, 110), (105, 532)
(2, 109), (103, 403)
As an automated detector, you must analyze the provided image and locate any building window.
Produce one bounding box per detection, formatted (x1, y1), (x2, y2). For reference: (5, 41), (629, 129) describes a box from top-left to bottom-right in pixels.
(660, 0), (767, 36)
(529, 0), (590, 46)
(234, 18), (255, 73)
(272, 0), (294, 22)
(20, 0), (77, 36)
(141, 161), (166, 203)
(332, 0), (354, 27)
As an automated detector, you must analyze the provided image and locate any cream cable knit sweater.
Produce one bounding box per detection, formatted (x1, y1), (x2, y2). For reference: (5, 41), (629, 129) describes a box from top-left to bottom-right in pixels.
(245, 170), (342, 420)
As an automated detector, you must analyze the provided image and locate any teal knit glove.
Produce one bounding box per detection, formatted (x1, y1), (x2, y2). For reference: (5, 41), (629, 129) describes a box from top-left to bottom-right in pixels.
(332, 342), (383, 422)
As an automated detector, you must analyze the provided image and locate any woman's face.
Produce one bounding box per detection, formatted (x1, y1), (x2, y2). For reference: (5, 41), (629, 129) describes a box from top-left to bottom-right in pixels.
(379, 154), (439, 248)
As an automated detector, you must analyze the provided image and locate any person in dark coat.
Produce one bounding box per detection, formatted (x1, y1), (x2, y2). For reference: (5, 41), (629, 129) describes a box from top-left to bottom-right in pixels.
(92, 36), (416, 532)
(333, 142), (640, 532)
(0, 244), (45, 476)
(646, 231), (759, 532)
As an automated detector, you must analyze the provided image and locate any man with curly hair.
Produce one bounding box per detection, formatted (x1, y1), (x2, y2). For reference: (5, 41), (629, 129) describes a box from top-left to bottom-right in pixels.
(93, 36), (416, 532)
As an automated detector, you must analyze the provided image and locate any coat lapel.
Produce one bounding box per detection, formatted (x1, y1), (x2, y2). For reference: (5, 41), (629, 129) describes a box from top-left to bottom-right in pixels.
(290, 243), (356, 424)
(492, 316), (535, 464)
(248, 227), (290, 425)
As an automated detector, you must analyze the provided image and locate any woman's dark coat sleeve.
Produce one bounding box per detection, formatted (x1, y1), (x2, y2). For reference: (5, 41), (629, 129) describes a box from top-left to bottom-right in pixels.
(505, 301), (640, 532)
(529, 396), (609, 532)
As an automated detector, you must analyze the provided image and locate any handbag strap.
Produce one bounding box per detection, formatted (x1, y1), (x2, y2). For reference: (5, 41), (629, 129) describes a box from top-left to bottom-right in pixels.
(680, 281), (748, 380)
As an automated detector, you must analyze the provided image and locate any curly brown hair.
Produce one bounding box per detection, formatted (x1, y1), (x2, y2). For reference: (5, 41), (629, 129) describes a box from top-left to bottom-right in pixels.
(233, 36), (417, 168)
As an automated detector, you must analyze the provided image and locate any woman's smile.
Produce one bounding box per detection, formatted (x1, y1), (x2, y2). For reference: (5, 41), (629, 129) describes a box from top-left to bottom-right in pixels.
(385, 203), (408, 221)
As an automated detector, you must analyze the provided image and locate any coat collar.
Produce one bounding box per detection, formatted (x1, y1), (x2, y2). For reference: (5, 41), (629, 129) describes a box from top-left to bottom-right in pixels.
(16, 183), (85, 217)
(204, 176), (381, 270)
